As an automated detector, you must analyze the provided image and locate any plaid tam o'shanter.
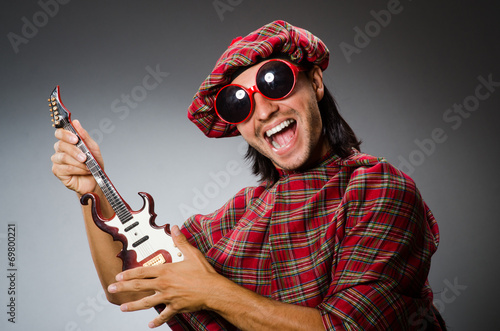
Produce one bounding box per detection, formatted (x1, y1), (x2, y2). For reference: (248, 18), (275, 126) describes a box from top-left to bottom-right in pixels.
(169, 152), (444, 330)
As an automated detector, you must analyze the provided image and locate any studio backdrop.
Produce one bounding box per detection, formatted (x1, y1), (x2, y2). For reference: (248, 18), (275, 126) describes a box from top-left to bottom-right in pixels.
(0, 1), (499, 330)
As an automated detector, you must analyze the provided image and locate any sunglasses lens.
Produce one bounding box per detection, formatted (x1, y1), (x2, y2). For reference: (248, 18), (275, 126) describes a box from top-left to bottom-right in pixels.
(215, 85), (251, 124)
(256, 61), (295, 99)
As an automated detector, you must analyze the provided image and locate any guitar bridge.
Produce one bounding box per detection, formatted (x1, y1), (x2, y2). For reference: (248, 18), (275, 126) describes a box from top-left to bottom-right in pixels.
(142, 253), (166, 267)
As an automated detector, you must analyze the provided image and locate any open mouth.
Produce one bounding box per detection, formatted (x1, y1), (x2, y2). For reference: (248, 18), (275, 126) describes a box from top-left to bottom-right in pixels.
(265, 119), (297, 150)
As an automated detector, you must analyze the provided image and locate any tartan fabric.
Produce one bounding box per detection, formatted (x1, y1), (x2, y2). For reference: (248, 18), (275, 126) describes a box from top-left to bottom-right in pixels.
(168, 152), (443, 330)
(187, 20), (329, 138)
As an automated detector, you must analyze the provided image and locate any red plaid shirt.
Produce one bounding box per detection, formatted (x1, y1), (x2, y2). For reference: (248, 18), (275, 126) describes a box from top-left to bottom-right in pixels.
(169, 152), (443, 330)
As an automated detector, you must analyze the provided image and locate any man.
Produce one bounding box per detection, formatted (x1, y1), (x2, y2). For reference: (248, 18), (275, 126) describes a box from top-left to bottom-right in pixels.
(51, 21), (445, 330)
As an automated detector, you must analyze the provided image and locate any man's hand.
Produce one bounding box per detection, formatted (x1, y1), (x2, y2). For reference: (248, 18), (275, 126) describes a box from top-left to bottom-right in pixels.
(108, 226), (325, 330)
(107, 225), (223, 328)
(51, 119), (104, 196)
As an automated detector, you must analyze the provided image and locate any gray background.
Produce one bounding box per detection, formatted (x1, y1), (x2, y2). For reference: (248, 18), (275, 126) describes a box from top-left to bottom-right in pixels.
(1, 0), (499, 330)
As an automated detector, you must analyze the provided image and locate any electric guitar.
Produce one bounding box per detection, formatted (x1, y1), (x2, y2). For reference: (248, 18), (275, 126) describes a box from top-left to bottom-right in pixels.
(49, 85), (183, 271)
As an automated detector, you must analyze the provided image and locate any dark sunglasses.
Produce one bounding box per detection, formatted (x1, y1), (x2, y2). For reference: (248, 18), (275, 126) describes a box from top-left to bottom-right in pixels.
(215, 59), (305, 124)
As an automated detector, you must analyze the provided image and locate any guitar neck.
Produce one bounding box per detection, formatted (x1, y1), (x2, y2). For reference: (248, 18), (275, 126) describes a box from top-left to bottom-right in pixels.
(63, 122), (133, 224)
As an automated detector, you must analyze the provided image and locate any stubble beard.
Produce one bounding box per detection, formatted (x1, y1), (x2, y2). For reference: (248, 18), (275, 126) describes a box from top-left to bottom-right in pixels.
(251, 98), (326, 172)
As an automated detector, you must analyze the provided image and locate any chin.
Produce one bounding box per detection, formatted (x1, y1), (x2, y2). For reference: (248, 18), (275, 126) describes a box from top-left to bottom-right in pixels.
(272, 153), (311, 172)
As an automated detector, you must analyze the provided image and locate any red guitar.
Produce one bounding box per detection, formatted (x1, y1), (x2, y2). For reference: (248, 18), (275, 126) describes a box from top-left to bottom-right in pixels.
(49, 86), (183, 270)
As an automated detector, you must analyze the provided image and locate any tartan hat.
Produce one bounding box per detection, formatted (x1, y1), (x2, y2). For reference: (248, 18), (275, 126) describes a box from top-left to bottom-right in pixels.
(187, 20), (330, 138)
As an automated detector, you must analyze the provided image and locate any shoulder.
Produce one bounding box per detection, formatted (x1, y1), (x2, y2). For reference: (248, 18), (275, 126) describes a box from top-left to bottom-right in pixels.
(337, 151), (424, 222)
(335, 151), (440, 257)
(340, 151), (417, 193)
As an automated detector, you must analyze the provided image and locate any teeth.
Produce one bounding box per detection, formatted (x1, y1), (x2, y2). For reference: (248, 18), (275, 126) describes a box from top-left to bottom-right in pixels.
(266, 119), (294, 137)
(272, 141), (281, 149)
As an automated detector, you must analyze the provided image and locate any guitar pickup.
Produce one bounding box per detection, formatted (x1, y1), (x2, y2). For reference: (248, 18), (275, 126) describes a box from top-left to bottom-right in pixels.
(132, 235), (149, 248)
(124, 221), (139, 232)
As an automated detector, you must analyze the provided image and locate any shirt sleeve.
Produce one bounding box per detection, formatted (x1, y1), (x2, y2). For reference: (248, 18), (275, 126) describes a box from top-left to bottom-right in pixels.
(318, 161), (441, 330)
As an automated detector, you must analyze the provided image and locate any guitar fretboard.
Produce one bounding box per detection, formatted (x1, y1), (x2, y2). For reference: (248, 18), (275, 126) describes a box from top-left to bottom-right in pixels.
(63, 122), (133, 225)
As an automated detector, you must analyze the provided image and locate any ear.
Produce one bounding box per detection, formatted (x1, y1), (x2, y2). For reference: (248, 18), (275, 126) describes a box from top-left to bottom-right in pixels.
(309, 65), (324, 102)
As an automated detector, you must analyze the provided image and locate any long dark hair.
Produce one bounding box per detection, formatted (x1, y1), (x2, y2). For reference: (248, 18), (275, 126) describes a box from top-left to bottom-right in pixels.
(244, 85), (361, 185)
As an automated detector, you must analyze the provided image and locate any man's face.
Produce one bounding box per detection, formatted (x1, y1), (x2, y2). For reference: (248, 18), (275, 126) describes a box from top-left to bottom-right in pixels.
(234, 61), (330, 171)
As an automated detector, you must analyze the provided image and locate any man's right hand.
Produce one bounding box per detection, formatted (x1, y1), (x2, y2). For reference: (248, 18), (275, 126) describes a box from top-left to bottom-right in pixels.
(51, 119), (104, 196)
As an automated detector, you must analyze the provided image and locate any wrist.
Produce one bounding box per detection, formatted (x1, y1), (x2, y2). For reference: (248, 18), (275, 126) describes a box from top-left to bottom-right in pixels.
(204, 275), (261, 315)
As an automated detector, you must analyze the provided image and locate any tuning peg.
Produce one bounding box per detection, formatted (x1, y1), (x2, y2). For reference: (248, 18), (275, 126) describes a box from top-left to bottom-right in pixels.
(52, 101), (56, 106)
(51, 118), (54, 122)
(51, 97), (55, 102)
(55, 121), (60, 125)
(52, 106), (58, 111)
(54, 111), (59, 115)
(48, 98), (51, 102)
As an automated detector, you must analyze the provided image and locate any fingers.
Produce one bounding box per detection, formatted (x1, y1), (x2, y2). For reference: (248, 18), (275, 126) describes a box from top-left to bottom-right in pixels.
(73, 120), (97, 151)
(171, 225), (188, 247)
(51, 119), (103, 176)
(119, 292), (162, 312)
(52, 139), (88, 176)
(73, 119), (105, 168)
(53, 137), (87, 161)
(108, 267), (168, 314)
(171, 225), (208, 263)
(149, 307), (177, 328)
(108, 266), (164, 295)
(171, 225), (199, 256)
(117, 293), (177, 328)
(116, 265), (161, 282)
(113, 287), (177, 328)
(53, 119), (100, 159)
(53, 120), (85, 164)
(54, 127), (78, 145)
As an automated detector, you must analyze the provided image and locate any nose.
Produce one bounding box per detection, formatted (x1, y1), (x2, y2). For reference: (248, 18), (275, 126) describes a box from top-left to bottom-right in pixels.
(252, 92), (278, 122)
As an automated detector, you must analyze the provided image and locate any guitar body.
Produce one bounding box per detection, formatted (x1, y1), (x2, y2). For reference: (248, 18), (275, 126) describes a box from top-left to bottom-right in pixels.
(81, 192), (183, 270)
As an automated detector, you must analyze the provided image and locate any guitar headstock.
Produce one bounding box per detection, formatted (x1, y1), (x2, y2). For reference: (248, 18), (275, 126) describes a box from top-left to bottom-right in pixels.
(48, 86), (71, 128)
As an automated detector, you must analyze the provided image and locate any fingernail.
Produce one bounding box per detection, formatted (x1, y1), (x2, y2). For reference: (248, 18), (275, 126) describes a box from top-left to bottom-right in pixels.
(120, 304), (128, 312)
(172, 225), (180, 236)
(148, 322), (156, 328)
(70, 135), (78, 144)
(116, 273), (123, 281)
(108, 284), (116, 293)
(77, 153), (86, 162)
